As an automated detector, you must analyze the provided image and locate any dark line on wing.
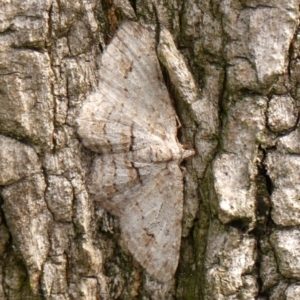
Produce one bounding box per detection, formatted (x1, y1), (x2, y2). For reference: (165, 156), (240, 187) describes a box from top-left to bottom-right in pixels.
(116, 25), (155, 78)
(102, 115), (112, 153)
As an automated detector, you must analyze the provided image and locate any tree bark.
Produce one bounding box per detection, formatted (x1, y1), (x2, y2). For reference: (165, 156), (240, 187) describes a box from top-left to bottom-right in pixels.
(0, 0), (300, 299)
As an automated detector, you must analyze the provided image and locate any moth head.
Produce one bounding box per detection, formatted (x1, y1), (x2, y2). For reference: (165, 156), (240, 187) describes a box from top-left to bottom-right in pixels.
(180, 143), (195, 162)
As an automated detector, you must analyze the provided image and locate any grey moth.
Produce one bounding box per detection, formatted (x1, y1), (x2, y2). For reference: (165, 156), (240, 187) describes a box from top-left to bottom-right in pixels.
(76, 21), (193, 282)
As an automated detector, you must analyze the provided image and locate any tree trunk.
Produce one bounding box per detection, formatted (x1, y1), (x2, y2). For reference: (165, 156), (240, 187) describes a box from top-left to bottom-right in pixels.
(0, 0), (299, 299)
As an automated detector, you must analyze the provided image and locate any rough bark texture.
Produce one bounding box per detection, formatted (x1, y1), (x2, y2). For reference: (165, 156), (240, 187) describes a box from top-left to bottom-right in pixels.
(0, 0), (300, 299)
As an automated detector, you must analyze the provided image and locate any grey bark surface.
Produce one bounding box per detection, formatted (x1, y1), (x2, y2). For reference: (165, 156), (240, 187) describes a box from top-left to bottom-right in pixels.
(0, 0), (300, 299)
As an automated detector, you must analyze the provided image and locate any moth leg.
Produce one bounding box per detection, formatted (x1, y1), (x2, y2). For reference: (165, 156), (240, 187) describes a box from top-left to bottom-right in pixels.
(180, 166), (187, 176)
(176, 115), (181, 129)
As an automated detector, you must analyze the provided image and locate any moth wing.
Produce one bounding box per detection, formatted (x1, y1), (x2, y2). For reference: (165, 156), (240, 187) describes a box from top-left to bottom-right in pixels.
(120, 162), (183, 282)
(88, 156), (183, 282)
(77, 21), (185, 283)
(88, 153), (165, 213)
(77, 21), (178, 154)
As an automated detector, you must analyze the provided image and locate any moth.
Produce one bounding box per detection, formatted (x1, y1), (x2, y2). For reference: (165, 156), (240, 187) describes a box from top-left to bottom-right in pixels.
(76, 21), (194, 282)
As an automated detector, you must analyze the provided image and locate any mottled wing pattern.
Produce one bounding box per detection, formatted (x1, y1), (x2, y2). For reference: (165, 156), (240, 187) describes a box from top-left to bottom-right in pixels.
(88, 153), (148, 213)
(88, 156), (183, 282)
(121, 161), (183, 282)
(77, 21), (178, 155)
(77, 21), (184, 282)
